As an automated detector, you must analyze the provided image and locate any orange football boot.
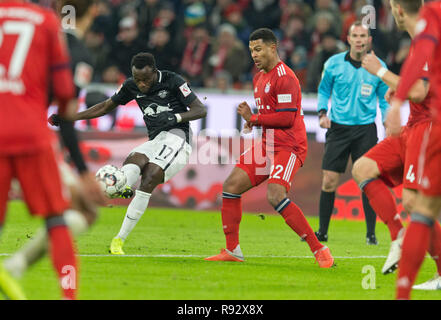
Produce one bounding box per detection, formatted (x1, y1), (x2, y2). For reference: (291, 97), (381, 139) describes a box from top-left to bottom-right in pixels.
(314, 246), (335, 268)
(204, 249), (244, 262)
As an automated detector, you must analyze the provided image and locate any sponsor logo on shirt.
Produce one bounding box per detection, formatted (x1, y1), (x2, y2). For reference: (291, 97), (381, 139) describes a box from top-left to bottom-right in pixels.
(264, 82), (271, 93)
(360, 83), (373, 97)
(277, 94), (292, 103)
(179, 82), (191, 97)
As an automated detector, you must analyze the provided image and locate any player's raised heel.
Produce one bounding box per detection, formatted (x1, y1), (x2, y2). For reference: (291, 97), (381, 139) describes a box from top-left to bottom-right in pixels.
(205, 248), (244, 262)
(0, 264), (27, 300)
(314, 246), (335, 268)
(109, 237), (125, 255)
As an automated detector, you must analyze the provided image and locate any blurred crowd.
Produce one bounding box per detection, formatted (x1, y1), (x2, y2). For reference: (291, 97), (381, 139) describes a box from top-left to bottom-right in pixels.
(41, 0), (413, 93)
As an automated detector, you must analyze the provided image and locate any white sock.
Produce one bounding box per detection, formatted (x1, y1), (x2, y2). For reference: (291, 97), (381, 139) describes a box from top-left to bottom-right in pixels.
(121, 163), (141, 187)
(117, 190), (151, 241)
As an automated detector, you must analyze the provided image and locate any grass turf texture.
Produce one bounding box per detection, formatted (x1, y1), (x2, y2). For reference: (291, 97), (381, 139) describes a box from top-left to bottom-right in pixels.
(0, 200), (440, 300)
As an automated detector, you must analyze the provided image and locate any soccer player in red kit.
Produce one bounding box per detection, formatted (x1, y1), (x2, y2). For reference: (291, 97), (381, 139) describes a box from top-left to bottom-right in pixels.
(205, 28), (334, 268)
(0, 0), (78, 299)
(385, 0), (441, 299)
(352, 0), (441, 281)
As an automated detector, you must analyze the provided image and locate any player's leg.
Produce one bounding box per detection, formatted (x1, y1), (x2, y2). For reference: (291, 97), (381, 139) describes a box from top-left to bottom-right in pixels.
(205, 144), (265, 262)
(267, 151), (334, 268)
(112, 131), (191, 254)
(397, 194), (441, 299)
(4, 176), (96, 279)
(118, 152), (149, 198)
(318, 170), (340, 240)
(397, 123), (441, 299)
(350, 123), (379, 244)
(352, 137), (405, 243)
(113, 162), (162, 249)
(15, 148), (77, 300)
(0, 155), (26, 300)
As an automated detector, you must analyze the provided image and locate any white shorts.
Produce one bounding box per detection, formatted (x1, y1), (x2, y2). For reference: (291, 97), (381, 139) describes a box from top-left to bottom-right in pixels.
(130, 131), (192, 183)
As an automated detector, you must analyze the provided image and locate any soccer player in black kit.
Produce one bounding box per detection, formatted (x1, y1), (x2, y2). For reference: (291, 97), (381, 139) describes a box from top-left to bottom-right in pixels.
(63, 52), (207, 254)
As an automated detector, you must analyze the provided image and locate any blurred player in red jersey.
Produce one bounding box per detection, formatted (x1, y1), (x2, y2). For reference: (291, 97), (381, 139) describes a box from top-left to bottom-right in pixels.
(385, 0), (441, 300)
(2, 0), (108, 287)
(0, 0), (94, 300)
(205, 28), (334, 268)
(352, 0), (441, 283)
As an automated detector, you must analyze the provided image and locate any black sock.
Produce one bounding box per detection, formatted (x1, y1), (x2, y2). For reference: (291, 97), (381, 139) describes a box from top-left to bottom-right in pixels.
(362, 193), (377, 236)
(319, 191), (335, 234)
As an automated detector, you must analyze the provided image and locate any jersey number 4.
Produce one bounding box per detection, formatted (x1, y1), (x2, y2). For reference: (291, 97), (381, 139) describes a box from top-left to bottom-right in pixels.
(0, 21), (35, 79)
(406, 164), (416, 183)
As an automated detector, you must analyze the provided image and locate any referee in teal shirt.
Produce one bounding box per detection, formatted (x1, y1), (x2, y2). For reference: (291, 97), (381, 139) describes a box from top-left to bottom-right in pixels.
(316, 21), (389, 244)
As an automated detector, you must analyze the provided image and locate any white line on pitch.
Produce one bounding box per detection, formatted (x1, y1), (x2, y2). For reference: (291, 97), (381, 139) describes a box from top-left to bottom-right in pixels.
(0, 253), (388, 259)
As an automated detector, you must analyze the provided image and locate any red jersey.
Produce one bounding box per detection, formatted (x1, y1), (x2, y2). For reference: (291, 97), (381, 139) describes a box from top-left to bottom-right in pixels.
(406, 43), (432, 128)
(252, 61), (307, 164)
(0, 1), (74, 155)
(396, 1), (441, 121)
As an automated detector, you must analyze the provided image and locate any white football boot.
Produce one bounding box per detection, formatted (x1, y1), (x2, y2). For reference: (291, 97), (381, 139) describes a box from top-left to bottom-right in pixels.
(413, 274), (441, 290)
(382, 228), (404, 275)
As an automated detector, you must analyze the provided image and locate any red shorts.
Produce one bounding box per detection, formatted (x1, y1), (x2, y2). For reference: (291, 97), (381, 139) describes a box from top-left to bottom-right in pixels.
(0, 144), (70, 222)
(364, 130), (406, 188)
(364, 121), (431, 190)
(418, 122), (441, 196)
(236, 143), (302, 192)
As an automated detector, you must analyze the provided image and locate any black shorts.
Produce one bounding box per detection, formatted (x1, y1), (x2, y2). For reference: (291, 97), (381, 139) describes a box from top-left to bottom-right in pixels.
(322, 121), (378, 173)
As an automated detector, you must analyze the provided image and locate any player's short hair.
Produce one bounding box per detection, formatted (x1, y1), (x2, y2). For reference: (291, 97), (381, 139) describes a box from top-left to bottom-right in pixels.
(131, 52), (157, 71)
(249, 28), (278, 45)
(392, 0), (423, 14)
(348, 20), (371, 36)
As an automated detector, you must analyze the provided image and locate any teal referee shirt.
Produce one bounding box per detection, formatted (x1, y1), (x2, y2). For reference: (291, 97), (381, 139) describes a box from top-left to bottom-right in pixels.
(317, 51), (390, 125)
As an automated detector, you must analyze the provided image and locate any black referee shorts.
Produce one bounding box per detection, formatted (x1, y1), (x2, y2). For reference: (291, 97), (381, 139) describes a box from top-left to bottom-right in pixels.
(322, 121), (378, 173)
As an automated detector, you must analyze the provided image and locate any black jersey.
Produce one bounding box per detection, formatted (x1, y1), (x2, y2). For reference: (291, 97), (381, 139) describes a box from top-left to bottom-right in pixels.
(111, 70), (197, 142)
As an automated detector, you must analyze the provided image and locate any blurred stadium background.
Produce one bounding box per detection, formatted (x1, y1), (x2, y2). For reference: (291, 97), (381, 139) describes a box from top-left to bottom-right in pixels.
(26, 0), (413, 220)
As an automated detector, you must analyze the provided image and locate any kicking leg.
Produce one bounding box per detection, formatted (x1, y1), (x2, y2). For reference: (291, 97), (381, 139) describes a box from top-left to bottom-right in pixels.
(111, 162), (163, 254)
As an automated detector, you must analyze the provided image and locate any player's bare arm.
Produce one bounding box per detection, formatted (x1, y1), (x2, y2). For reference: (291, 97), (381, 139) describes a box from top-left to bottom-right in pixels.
(178, 97), (207, 122)
(362, 52), (429, 103)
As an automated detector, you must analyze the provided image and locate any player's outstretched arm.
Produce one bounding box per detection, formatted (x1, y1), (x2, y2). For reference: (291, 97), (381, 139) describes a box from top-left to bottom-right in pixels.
(179, 97), (207, 122)
(72, 98), (118, 121)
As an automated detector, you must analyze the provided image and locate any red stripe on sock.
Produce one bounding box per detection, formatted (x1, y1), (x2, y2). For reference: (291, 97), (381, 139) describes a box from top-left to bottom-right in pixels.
(280, 202), (323, 253)
(221, 197), (242, 251)
(363, 179), (403, 240)
(48, 225), (77, 300)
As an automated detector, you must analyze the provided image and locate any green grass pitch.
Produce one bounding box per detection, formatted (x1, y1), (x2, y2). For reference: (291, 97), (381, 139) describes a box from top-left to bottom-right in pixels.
(0, 200), (440, 300)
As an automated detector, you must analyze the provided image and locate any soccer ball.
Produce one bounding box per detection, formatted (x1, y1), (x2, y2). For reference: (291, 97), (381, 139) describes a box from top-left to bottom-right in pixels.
(95, 165), (127, 198)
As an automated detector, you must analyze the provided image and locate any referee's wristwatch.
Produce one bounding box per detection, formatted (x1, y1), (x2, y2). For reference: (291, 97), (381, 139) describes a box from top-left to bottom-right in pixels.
(318, 109), (327, 119)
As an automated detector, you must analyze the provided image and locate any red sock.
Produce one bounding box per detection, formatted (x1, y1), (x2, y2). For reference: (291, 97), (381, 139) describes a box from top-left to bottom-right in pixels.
(396, 219), (432, 300)
(362, 179), (403, 240)
(48, 224), (77, 300)
(428, 222), (441, 275)
(276, 199), (323, 253)
(221, 194), (242, 251)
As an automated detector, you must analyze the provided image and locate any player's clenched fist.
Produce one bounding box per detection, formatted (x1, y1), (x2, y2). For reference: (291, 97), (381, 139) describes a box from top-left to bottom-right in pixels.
(237, 101), (253, 121)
